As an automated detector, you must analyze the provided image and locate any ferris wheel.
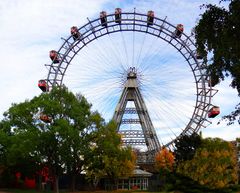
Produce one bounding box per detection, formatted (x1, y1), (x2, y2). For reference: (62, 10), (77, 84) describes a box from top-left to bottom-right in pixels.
(38, 9), (219, 150)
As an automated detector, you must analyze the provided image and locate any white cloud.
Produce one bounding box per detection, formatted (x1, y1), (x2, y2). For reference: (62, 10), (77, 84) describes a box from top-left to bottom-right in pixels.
(202, 121), (239, 141)
(0, 0), (238, 145)
(0, 0), (112, 114)
(203, 77), (239, 141)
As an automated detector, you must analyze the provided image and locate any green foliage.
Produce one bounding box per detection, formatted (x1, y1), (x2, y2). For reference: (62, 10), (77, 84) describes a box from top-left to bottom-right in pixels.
(195, 0), (240, 124)
(174, 133), (202, 164)
(85, 120), (136, 188)
(177, 137), (238, 189)
(0, 86), (136, 191)
(0, 86), (102, 192)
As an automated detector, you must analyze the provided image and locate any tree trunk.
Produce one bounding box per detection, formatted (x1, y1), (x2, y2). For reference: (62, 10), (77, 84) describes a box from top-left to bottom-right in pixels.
(109, 177), (117, 190)
(53, 175), (59, 193)
(36, 175), (42, 191)
(93, 176), (99, 190)
(70, 174), (76, 192)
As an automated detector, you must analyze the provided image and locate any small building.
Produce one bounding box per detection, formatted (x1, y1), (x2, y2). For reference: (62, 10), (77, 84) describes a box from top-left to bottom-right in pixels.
(116, 166), (152, 190)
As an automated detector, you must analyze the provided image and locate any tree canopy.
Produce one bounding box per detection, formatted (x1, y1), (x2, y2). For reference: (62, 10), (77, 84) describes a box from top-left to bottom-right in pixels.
(174, 133), (202, 164)
(85, 120), (136, 189)
(155, 147), (175, 173)
(195, 0), (240, 124)
(0, 87), (97, 192)
(177, 137), (238, 189)
(0, 86), (134, 192)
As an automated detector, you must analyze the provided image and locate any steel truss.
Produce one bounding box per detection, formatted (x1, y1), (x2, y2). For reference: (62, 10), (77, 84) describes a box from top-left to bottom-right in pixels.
(113, 68), (161, 153)
(45, 10), (217, 150)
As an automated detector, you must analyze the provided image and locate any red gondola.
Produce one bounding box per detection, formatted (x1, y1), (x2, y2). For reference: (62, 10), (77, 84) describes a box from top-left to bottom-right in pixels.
(100, 11), (107, 27)
(49, 50), (60, 63)
(40, 114), (52, 123)
(71, 26), (81, 41)
(175, 24), (184, 38)
(38, 80), (49, 92)
(115, 8), (122, 24)
(147, 10), (154, 26)
(208, 106), (220, 118)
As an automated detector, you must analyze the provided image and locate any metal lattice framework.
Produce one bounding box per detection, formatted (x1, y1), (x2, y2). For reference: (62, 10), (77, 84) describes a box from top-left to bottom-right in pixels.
(45, 10), (217, 148)
(113, 68), (161, 155)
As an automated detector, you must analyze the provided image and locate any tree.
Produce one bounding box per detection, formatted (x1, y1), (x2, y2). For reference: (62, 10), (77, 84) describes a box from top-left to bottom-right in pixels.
(0, 86), (102, 193)
(195, 0), (240, 124)
(155, 147), (175, 173)
(155, 147), (175, 189)
(174, 132), (202, 164)
(0, 102), (41, 188)
(85, 120), (136, 190)
(236, 138), (240, 179)
(177, 137), (238, 189)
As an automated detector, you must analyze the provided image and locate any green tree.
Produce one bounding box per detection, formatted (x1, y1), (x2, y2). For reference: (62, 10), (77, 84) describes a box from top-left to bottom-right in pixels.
(174, 132), (202, 164)
(177, 137), (238, 189)
(195, 0), (240, 124)
(0, 102), (41, 188)
(85, 120), (136, 190)
(0, 86), (102, 193)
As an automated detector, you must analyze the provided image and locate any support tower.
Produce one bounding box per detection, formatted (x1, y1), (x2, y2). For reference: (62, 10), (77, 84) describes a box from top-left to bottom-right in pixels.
(113, 67), (161, 163)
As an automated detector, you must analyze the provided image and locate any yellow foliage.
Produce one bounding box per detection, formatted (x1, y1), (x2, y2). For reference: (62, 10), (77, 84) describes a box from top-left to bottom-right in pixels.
(201, 149), (209, 157)
(216, 180), (225, 188)
(119, 150), (136, 177)
(176, 139), (238, 189)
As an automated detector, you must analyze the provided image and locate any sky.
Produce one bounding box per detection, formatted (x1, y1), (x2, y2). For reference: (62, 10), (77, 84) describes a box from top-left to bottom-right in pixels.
(0, 0), (239, 145)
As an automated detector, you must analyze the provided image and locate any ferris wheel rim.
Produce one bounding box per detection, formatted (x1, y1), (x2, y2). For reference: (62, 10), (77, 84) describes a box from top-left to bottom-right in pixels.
(45, 10), (216, 148)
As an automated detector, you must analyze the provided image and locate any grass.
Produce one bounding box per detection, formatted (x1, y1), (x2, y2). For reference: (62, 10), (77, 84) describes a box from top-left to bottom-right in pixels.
(2, 187), (240, 193)
(0, 189), (172, 193)
(2, 190), (240, 193)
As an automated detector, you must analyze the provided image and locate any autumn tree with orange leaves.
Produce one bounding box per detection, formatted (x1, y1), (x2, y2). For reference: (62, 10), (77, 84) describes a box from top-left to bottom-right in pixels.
(155, 147), (175, 173)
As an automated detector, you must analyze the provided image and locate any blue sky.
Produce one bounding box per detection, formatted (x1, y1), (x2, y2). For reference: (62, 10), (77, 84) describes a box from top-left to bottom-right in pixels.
(0, 0), (239, 145)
